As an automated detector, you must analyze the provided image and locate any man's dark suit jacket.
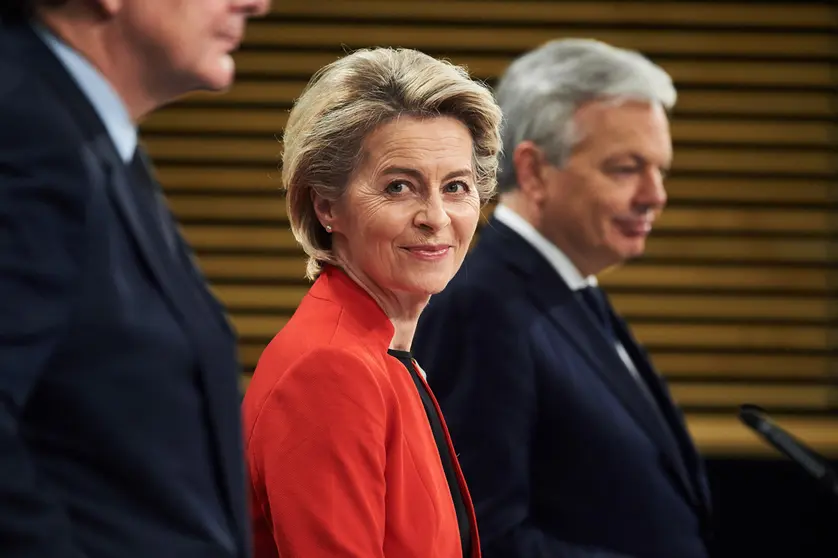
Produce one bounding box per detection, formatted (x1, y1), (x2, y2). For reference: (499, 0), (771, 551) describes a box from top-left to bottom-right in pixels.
(413, 217), (713, 558)
(0, 23), (249, 558)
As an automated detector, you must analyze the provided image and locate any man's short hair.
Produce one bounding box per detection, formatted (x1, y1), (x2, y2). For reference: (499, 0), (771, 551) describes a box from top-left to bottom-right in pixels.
(494, 38), (677, 193)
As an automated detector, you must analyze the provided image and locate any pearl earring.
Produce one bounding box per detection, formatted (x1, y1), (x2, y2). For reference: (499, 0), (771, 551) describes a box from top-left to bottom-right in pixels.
(325, 225), (333, 233)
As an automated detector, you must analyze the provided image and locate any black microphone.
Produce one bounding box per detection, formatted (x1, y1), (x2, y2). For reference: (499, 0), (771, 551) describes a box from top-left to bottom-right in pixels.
(739, 404), (838, 499)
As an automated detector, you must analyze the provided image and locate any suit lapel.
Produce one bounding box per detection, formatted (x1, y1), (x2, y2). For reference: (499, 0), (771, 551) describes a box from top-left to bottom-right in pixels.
(611, 312), (713, 513)
(484, 218), (703, 510)
(107, 151), (198, 325)
(120, 151), (249, 544)
(539, 283), (691, 477)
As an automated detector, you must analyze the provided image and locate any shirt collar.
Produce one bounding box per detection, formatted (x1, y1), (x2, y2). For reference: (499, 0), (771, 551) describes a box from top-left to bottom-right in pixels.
(492, 204), (598, 291)
(33, 24), (137, 163)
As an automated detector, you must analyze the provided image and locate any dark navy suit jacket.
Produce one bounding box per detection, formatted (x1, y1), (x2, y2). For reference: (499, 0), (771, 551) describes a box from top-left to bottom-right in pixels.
(0, 23), (249, 558)
(414, 217), (713, 558)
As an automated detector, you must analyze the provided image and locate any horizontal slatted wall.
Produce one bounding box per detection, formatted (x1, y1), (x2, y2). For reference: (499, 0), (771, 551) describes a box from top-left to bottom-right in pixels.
(141, 0), (838, 457)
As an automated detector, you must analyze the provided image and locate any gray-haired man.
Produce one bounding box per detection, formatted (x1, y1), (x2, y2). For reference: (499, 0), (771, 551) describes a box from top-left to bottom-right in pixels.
(414, 39), (713, 558)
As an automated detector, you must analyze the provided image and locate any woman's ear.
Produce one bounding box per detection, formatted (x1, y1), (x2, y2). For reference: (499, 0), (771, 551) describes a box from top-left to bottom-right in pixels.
(311, 189), (337, 232)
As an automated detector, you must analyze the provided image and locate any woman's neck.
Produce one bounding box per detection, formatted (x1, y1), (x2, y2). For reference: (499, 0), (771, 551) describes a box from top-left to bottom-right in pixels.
(337, 263), (429, 353)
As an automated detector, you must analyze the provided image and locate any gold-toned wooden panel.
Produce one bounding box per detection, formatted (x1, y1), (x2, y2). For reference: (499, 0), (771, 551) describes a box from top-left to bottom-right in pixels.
(663, 61), (832, 87)
(198, 254), (307, 279)
(239, 344), (269, 368)
(159, 167), (283, 192)
(600, 265), (830, 292)
(672, 149), (835, 175)
(670, 120), (836, 147)
(145, 138), (836, 175)
(169, 196), (286, 221)
(231, 314), (289, 337)
(213, 284), (309, 309)
(185, 83), (837, 118)
(656, 207), (834, 233)
(231, 52), (834, 87)
(655, 177), (834, 204)
(610, 293), (831, 321)
(669, 383), (832, 409)
(652, 353), (829, 379)
(270, 1), (833, 28)
(631, 323), (831, 351)
(688, 415), (838, 457)
(245, 22), (834, 58)
(672, 90), (837, 117)
(182, 226), (298, 251)
(144, 108), (837, 147)
(642, 237), (832, 263)
(145, 109), (287, 134)
(186, 82), (304, 105)
(144, 137), (282, 161)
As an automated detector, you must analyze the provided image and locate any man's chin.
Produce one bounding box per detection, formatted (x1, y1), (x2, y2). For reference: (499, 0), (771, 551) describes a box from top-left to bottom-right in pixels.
(619, 244), (647, 263)
(195, 58), (236, 92)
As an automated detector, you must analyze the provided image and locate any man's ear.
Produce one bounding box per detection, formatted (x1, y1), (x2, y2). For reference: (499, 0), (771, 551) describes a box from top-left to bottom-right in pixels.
(95, 0), (122, 17)
(311, 189), (338, 232)
(512, 141), (549, 204)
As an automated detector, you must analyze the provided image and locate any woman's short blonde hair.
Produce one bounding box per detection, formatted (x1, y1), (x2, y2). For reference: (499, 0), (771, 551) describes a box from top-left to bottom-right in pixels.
(282, 47), (503, 279)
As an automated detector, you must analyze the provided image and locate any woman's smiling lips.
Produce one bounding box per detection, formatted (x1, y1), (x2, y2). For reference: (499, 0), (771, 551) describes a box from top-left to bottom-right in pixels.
(400, 244), (453, 261)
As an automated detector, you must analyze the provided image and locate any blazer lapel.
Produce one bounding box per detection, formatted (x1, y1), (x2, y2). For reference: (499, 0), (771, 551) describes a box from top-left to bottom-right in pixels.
(93, 144), (249, 549)
(124, 153), (249, 543)
(611, 312), (713, 514)
(485, 219), (701, 509)
(539, 284), (688, 468)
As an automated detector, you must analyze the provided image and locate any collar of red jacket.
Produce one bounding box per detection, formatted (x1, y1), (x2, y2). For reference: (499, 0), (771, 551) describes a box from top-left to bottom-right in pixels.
(310, 264), (396, 352)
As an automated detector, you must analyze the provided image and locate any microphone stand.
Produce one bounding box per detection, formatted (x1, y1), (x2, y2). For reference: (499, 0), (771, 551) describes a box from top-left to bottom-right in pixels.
(739, 404), (838, 501)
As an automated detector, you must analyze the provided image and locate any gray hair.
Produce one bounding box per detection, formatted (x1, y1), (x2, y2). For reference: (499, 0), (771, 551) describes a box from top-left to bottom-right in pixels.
(282, 47), (503, 279)
(494, 38), (677, 192)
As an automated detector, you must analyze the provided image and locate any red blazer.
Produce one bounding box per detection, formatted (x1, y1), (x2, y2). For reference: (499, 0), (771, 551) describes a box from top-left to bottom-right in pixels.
(242, 265), (481, 558)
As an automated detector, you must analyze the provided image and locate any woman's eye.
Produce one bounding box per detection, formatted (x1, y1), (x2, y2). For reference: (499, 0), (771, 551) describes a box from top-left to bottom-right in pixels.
(444, 181), (468, 194)
(385, 181), (409, 194)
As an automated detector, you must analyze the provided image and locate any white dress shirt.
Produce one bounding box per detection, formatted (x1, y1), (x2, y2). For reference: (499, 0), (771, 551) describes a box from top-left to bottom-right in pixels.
(34, 24), (137, 163)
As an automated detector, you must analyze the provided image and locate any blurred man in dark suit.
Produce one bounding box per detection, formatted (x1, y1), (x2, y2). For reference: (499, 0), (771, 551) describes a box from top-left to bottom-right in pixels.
(0, 0), (269, 556)
(414, 39), (713, 558)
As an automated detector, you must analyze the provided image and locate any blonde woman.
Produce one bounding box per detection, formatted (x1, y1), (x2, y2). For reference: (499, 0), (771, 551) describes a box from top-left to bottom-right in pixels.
(242, 48), (502, 558)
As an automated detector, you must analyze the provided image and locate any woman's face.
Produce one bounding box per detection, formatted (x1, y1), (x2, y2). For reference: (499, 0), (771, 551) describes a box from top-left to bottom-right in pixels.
(323, 115), (481, 297)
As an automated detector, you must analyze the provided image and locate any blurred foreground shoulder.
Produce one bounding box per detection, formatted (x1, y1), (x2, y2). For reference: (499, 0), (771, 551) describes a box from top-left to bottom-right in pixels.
(0, 51), (91, 195)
